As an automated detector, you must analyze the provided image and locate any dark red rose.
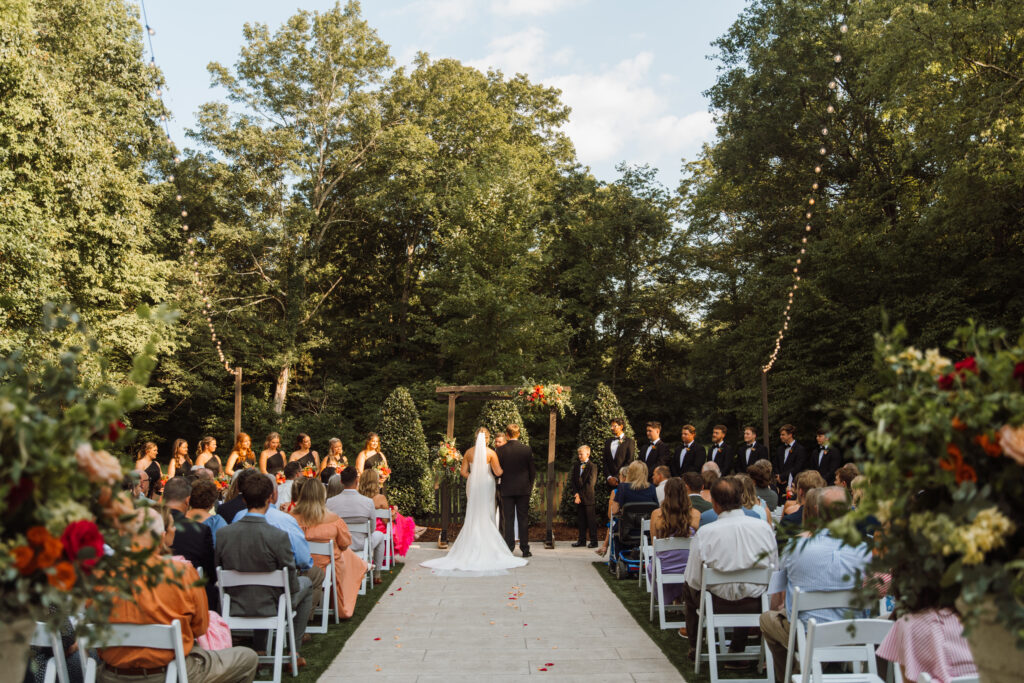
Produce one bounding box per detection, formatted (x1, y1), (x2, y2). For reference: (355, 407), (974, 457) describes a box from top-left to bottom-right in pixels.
(1014, 361), (1024, 388)
(954, 357), (978, 374)
(60, 520), (105, 571)
(107, 420), (127, 442)
(937, 374), (954, 390)
(9, 477), (34, 510)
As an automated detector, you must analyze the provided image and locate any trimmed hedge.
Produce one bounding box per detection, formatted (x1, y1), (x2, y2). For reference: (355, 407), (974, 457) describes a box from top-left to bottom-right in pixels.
(377, 386), (435, 516)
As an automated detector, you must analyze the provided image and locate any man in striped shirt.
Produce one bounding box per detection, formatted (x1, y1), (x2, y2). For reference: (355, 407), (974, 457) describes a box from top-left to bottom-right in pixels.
(760, 486), (870, 680)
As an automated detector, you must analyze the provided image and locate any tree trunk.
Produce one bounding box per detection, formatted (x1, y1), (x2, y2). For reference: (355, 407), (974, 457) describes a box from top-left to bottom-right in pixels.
(272, 363), (290, 415)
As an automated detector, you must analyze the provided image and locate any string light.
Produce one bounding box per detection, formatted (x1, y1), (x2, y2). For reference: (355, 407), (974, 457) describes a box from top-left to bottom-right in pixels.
(139, 0), (235, 375)
(763, 17), (847, 373)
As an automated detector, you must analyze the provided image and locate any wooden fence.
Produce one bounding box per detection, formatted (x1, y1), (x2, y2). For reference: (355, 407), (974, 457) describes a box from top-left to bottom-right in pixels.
(421, 471), (570, 528)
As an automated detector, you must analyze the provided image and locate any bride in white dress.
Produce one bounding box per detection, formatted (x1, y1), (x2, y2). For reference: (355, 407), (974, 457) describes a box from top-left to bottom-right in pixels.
(420, 428), (529, 576)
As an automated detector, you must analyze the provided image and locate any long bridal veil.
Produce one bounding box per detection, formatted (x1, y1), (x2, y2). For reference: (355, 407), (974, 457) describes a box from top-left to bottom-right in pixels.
(420, 430), (528, 576)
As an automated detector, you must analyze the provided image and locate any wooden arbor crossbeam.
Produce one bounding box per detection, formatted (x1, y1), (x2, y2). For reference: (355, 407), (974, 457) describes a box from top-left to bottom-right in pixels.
(434, 384), (570, 550)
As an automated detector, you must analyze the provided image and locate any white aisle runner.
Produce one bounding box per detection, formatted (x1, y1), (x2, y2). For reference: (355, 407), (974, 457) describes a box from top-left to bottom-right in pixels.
(317, 543), (684, 682)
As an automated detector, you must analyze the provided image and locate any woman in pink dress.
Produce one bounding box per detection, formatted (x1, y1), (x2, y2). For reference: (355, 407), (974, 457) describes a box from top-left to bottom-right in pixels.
(289, 478), (368, 618)
(358, 468), (416, 557)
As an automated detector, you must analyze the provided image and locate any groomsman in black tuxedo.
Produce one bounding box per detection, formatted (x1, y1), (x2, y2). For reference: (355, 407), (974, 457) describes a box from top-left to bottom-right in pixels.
(671, 424), (705, 476)
(707, 424), (735, 475)
(773, 424), (808, 495)
(811, 429), (842, 486)
(602, 418), (636, 487)
(640, 421), (669, 480)
(736, 425), (769, 472)
(570, 445), (599, 548)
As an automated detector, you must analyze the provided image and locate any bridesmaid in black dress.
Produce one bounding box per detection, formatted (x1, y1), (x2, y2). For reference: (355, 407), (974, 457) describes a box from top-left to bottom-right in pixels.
(195, 436), (222, 475)
(167, 438), (193, 478)
(134, 441), (163, 499)
(356, 432), (390, 476)
(225, 432), (256, 476)
(289, 433), (320, 471)
(259, 432), (286, 475)
(318, 437), (347, 484)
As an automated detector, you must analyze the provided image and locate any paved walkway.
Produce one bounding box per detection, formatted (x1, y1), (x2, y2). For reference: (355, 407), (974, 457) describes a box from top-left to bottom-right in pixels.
(318, 542), (684, 682)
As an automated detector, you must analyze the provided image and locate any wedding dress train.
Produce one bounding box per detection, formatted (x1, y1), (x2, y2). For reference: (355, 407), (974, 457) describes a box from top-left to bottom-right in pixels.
(420, 431), (528, 576)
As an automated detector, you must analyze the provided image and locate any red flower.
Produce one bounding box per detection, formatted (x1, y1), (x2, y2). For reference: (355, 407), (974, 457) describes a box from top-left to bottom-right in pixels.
(1014, 361), (1024, 388)
(12, 545), (36, 575)
(9, 477), (34, 510)
(954, 357), (978, 374)
(107, 420), (127, 442)
(61, 520), (105, 571)
(938, 356), (979, 390)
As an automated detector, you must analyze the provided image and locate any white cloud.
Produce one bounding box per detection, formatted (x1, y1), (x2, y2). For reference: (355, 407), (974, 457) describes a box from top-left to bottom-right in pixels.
(406, 0), (478, 28)
(491, 0), (588, 16)
(467, 27), (548, 75)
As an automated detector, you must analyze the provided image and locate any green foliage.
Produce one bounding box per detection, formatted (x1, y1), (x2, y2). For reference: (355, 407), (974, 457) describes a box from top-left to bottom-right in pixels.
(376, 387), (434, 516)
(478, 400), (529, 446)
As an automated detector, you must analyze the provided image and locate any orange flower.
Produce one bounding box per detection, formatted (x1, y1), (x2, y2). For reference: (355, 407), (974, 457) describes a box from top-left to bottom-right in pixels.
(26, 525), (51, 547)
(48, 561), (77, 590)
(973, 434), (1002, 458)
(940, 444), (963, 472)
(951, 416), (967, 431)
(36, 537), (64, 568)
(12, 545), (36, 575)
(956, 463), (977, 484)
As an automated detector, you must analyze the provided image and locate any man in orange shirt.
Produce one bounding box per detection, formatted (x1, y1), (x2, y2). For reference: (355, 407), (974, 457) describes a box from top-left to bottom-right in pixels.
(99, 508), (258, 683)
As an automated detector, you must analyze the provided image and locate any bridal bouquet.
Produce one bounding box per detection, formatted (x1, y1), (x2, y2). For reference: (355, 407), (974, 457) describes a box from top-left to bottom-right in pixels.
(432, 437), (462, 487)
(515, 380), (574, 418)
(834, 321), (1024, 646)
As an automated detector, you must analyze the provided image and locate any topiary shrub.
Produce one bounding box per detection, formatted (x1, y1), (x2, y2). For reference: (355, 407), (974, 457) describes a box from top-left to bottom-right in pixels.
(478, 400), (529, 445)
(560, 383), (635, 525)
(377, 387), (435, 516)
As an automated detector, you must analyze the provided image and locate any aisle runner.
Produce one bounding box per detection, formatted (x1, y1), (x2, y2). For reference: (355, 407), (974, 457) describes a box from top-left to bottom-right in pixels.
(318, 544), (683, 682)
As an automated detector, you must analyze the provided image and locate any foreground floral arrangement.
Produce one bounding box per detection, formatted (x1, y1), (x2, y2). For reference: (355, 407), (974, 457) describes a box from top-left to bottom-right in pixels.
(514, 381), (574, 418)
(0, 307), (170, 639)
(834, 322), (1024, 645)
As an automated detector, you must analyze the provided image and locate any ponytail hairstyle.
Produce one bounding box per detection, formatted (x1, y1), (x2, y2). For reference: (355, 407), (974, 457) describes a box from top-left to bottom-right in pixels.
(196, 436), (216, 459)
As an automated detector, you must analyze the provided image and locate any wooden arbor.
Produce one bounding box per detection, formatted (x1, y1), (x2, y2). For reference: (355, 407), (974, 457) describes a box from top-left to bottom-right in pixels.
(434, 384), (569, 550)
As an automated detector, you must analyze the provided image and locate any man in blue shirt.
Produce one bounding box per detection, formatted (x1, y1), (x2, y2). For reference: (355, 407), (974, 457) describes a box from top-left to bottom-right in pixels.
(760, 486), (870, 680)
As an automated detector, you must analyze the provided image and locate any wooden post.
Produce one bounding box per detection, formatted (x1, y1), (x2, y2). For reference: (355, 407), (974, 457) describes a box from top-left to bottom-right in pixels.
(234, 367), (242, 438)
(440, 393), (456, 549)
(545, 408), (556, 549)
(760, 369), (770, 450)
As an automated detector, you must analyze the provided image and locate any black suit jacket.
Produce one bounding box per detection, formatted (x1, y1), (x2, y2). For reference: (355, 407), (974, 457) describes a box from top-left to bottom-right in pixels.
(774, 441), (808, 487)
(602, 436), (636, 480)
(215, 514), (300, 618)
(496, 440), (536, 496)
(707, 441), (735, 476)
(570, 460), (598, 505)
(735, 442), (770, 472)
(169, 509), (218, 611)
(639, 440), (669, 479)
(811, 445), (842, 485)
(670, 442), (706, 477)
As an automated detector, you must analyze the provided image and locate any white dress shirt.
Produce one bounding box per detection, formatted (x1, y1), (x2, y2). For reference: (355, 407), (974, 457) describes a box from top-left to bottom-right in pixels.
(655, 480), (667, 505)
(683, 508), (778, 601)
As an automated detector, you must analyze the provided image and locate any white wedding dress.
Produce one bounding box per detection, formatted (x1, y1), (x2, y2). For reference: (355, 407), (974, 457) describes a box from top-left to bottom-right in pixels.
(420, 431), (529, 576)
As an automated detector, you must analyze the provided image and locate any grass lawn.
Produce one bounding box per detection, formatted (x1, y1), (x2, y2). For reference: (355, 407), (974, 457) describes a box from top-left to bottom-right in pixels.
(592, 561), (755, 683)
(287, 562), (405, 682)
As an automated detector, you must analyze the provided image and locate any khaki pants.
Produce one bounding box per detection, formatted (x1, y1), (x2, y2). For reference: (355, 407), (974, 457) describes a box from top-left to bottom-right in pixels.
(682, 584), (762, 654)
(760, 608), (793, 681)
(100, 646), (258, 683)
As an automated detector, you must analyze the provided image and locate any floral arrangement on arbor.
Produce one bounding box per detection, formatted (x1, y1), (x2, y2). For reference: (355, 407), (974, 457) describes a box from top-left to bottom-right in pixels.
(0, 306), (170, 653)
(515, 381), (574, 418)
(834, 322), (1024, 646)
(432, 437), (463, 487)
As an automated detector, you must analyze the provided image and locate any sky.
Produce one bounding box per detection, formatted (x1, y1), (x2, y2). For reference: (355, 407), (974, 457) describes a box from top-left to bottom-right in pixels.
(143, 0), (748, 191)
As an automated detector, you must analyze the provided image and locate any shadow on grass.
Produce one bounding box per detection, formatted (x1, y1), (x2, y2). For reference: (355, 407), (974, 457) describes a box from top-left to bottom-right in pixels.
(287, 562), (405, 682)
(592, 561), (756, 683)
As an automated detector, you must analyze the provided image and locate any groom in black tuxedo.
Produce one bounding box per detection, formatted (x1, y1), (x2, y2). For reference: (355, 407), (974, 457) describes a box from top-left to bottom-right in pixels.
(496, 423), (536, 557)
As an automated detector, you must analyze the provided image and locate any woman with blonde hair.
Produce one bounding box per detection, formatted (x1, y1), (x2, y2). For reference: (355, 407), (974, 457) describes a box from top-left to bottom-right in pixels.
(195, 436), (221, 475)
(355, 432), (389, 476)
(358, 468), (417, 557)
(610, 460), (657, 514)
(735, 472), (772, 525)
(290, 478), (367, 619)
(167, 439), (192, 478)
(224, 432), (256, 476)
(133, 441), (162, 499)
(319, 438), (347, 484)
(259, 432), (286, 475)
(595, 465), (631, 556)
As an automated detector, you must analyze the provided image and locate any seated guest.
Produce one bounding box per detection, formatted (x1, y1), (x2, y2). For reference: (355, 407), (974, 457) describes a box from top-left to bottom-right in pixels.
(747, 459), (780, 511)
(595, 466), (630, 556)
(123, 470), (148, 502)
(359, 468), (416, 557)
(700, 475), (763, 525)
(99, 508), (257, 683)
(760, 487), (870, 680)
(850, 475), (866, 507)
(835, 462), (860, 490)
(290, 478), (367, 618)
(736, 473), (772, 525)
(216, 474), (317, 666)
(278, 462), (302, 509)
(681, 478), (779, 660)
(700, 461), (721, 505)
(187, 479), (227, 545)
(649, 477), (699, 634)
(217, 469), (259, 526)
(611, 460), (658, 513)
(162, 477), (218, 611)
(325, 467), (386, 585)
(682, 472), (712, 513)
(652, 466), (671, 505)
(325, 473), (344, 500)
(780, 470), (827, 532)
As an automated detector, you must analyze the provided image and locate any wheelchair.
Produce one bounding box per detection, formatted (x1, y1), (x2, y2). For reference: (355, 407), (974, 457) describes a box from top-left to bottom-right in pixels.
(608, 500), (659, 580)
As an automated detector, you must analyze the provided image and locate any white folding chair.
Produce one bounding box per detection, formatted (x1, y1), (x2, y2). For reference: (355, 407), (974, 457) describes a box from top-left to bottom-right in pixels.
(794, 618), (894, 683)
(639, 518), (653, 590)
(306, 540), (341, 634)
(695, 563), (775, 683)
(783, 588), (860, 683)
(217, 568), (298, 683)
(374, 509), (394, 571)
(83, 620), (188, 683)
(648, 537), (690, 629)
(917, 674), (978, 683)
(343, 517), (375, 594)
(30, 622), (72, 683)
